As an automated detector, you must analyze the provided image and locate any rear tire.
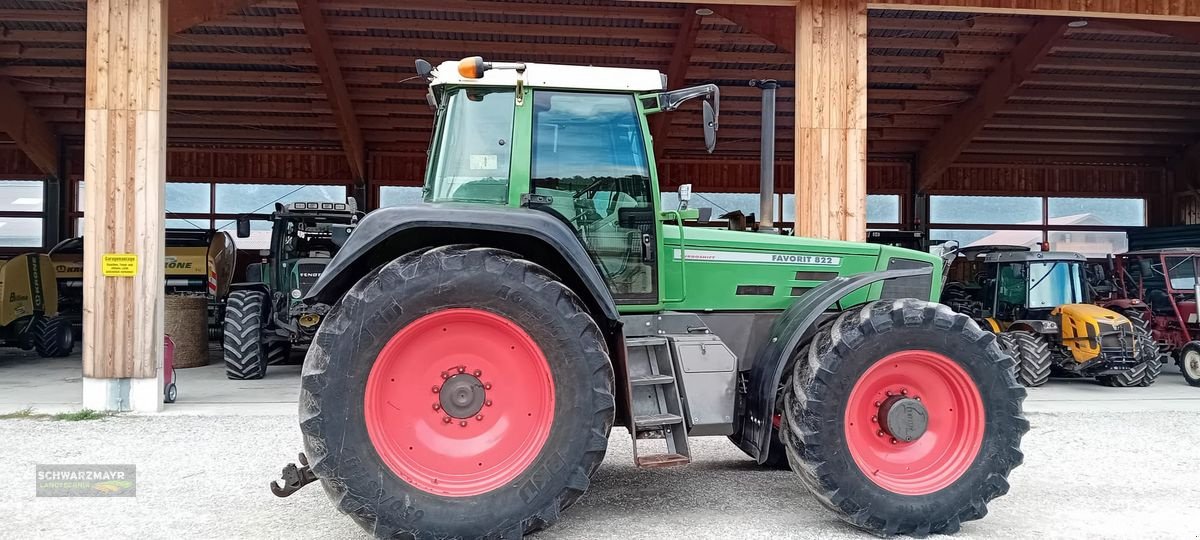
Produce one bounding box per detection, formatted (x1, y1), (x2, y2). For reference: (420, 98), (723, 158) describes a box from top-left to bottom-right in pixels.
(783, 300), (1028, 536)
(1180, 342), (1200, 388)
(223, 290), (268, 380)
(33, 316), (74, 358)
(299, 246), (615, 539)
(1005, 330), (1052, 387)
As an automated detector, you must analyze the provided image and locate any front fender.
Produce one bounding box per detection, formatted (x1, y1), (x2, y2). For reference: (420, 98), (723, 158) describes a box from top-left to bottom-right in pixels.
(304, 203), (620, 324)
(736, 265), (935, 464)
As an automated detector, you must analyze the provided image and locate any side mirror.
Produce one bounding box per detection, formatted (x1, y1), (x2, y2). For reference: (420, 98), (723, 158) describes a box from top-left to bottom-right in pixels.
(702, 100), (717, 153)
(414, 59), (433, 80)
(236, 216), (251, 238)
(1138, 258), (1153, 277)
(677, 184), (692, 210)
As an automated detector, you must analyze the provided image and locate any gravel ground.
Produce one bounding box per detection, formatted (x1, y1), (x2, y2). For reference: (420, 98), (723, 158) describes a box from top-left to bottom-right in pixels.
(1, 410), (1198, 539)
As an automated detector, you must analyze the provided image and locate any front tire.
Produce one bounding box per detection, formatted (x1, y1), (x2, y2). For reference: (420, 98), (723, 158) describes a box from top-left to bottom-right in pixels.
(1179, 342), (1200, 387)
(1003, 330), (1052, 387)
(299, 246), (615, 539)
(783, 300), (1028, 536)
(223, 290), (268, 380)
(33, 316), (74, 358)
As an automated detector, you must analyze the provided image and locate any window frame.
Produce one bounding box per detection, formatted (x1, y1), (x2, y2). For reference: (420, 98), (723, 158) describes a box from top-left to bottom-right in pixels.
(928, 195), (1145, 255)
(69, 177), (355, 238)
(0, 179), (48, 251)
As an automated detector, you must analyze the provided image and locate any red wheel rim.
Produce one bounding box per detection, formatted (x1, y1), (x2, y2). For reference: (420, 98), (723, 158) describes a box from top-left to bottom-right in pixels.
(364, 308), (555, 497)
(844, 350), (985, 496)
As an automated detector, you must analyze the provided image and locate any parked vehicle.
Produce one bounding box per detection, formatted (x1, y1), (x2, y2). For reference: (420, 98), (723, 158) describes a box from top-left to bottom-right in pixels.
(974, 251), (1158, 387)
(49, 229), (237, 339)
(268, 57), (1029, 538)
(1104, 248), (1200, 386)
(0, 253), (73, 357)
(222, 200), (359, 379)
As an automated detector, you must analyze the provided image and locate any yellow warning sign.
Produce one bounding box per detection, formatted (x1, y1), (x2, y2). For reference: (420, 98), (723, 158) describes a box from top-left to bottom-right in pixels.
(102, 254), (139, 277)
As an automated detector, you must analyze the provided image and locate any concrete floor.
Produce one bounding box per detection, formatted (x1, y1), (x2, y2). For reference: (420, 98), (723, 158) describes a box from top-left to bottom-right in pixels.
(1, 348), (1199, 538)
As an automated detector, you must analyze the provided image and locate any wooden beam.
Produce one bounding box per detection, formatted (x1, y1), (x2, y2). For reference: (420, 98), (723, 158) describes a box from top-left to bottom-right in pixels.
(652, 7), (702, 163)
(645, 0), (1200, 21)
(297, 0), (366, 182)
(0, 76), (57, 175)
(710, 5), (795, 51)
(167, 0), (259, 34)
(1114, 19), (1200, 43)
(83, 0), (167, 412)
(916, 18), (1067, 190)
(795, 0), (867, 241)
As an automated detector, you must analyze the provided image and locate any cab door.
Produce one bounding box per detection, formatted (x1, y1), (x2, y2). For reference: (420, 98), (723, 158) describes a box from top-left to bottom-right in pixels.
(528, 91), (659, 305)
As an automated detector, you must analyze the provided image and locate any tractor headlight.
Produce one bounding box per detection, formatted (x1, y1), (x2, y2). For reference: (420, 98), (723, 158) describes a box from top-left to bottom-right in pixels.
(290, 289), (303, 299)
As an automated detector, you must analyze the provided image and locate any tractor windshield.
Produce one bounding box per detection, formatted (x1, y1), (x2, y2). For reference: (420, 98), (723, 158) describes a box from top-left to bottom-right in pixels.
(1166, 256), (1198, 291)
(1027, 261), (1085, 308)
(425, 87), (515, 204)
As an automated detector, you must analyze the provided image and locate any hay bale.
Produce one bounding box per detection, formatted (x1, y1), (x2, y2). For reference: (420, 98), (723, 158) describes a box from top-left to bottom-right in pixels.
(165, 295), (209, 369)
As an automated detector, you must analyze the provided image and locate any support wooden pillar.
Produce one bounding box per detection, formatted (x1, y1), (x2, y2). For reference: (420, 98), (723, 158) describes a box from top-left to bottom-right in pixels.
(794, 0), (867, 241)
(82, 0), (167, 412)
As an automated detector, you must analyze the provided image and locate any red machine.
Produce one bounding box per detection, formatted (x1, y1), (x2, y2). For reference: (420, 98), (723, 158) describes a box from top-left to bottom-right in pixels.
(1103, 248), (1200, 386)
(164, 336), (178, 403)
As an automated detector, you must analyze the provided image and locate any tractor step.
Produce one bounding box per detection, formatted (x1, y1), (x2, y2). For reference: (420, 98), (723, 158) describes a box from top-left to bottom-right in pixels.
(634, 453), (690, 468)
(633, 413), (683, 427)
(624, 335), (691, 467)
(630, 374), (675, 386)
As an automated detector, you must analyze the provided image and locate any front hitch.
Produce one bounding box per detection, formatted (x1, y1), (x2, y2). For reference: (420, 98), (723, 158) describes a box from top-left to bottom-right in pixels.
(270, 453), (317, 498)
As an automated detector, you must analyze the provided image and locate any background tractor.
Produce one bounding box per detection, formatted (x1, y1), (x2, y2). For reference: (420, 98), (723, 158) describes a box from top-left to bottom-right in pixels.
(0, 253), (73, 358)
(49, 229), (237, 339)
(222, 200), (358, 379)
(1103, 248), (1200, 386)
(976, 251), (1158, 387)
(268, 57), (1030, 539)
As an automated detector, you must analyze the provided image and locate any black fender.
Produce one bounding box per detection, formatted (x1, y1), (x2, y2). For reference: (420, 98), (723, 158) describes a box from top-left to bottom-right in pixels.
(736, 265), (935, 464)
(229, 281), (271, 295)
(304, 203), (620, 326)
(1009, 320), (1058, 335)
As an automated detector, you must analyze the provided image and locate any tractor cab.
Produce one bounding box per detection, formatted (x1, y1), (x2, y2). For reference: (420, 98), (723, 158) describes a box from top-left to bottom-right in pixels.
(980, 251), (1089, 322)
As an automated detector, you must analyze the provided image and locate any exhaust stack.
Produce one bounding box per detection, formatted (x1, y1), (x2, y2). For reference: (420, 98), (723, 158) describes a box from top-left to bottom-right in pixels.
(753, 79), (778, 233)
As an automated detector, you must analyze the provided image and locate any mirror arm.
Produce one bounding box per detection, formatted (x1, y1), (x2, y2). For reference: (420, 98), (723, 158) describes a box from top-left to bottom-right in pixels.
(659, 84), (720, 127)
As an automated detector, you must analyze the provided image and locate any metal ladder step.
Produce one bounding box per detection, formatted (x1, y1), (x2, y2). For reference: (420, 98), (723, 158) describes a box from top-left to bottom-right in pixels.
(633, 413), (684, 428)
(635, 453), (690, 468)
(624, 335), (691, 467)
(630, 374), (675, 386)
(626, 336), (668, 347)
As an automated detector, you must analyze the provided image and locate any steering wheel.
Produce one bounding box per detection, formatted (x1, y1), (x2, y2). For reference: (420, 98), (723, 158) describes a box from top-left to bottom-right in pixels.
(572, 176), (611, 199)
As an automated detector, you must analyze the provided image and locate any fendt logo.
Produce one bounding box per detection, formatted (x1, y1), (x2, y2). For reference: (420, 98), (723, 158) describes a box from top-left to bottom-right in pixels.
(299, 272), (323, 278)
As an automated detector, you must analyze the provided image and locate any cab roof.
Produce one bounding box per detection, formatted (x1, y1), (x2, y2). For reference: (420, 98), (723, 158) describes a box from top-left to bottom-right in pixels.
(1124, 247), (1200, 256)
(983, 251), (1086, 264)
(431, 60), (665, 92)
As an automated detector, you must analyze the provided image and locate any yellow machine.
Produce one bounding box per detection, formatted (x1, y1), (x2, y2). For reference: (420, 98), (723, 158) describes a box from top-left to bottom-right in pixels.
(978, 251), (1158, 387)
(49, 229), (237, 335)
(0, 253), (74, 357)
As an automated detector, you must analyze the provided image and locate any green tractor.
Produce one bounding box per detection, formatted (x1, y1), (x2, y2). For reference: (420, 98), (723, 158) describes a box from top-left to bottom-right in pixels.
(222, 200), (359, 379)
(270, 57), (1028, 538)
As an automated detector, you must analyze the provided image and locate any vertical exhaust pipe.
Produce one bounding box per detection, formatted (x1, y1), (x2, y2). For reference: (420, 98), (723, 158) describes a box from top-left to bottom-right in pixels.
(753, 79), (778, 233)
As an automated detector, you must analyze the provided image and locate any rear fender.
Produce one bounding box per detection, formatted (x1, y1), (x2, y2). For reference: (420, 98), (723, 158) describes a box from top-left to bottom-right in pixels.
(735, 265), (935, 464)
(1008, 320), (1059, 335)
(304, 203), (620, 328)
